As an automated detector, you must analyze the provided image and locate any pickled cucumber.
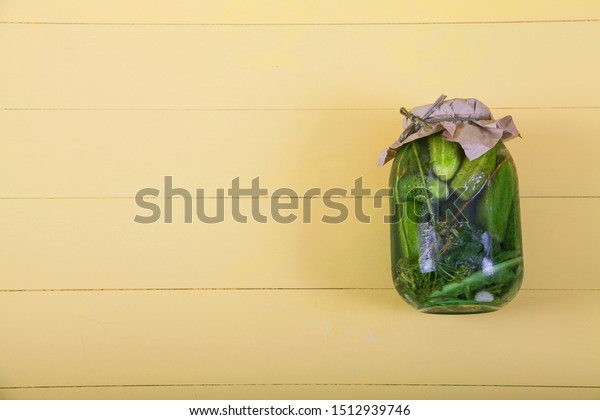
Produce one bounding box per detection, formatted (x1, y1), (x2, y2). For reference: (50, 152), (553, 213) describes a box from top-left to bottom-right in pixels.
(475, 157), (517, 243)
(395, 173), (449, 202)
(428, 132), (462, 181)
(450, 144), (498, 201)
(397, 200), (424, 261)
(503, 186), (523, 251)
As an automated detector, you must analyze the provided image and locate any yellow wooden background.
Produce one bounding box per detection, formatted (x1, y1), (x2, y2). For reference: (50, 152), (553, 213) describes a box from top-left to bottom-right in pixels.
(1, 1), (599, 399)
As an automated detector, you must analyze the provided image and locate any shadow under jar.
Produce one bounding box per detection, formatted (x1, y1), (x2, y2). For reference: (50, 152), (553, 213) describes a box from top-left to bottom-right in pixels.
(389, 133), (524, 314)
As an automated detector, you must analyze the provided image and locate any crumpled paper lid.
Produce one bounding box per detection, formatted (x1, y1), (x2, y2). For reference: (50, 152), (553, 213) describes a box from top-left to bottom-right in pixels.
(378, 96), (520, 166)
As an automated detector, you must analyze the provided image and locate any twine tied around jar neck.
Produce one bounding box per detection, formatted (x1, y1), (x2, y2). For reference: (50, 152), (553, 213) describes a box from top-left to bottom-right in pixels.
(397, 94), (447, 144)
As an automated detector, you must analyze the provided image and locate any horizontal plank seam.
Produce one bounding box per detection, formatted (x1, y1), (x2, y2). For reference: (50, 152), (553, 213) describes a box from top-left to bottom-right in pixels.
(2, 107), (600, 111)
(0, 196), (598, 200)
(0, 19), (598, 26)
(0, 288), (597, 293)
(2, 383), (599, 390)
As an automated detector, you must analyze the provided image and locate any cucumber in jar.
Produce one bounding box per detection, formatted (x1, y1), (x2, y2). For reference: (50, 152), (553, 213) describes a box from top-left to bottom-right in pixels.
(450, 144), (499, 201)
(428, 132), (462, 181)
(475, 154), (518, 243)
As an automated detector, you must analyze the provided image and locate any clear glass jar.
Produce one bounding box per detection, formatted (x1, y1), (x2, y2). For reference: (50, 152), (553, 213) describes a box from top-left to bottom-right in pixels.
(389, 133), (524, 314)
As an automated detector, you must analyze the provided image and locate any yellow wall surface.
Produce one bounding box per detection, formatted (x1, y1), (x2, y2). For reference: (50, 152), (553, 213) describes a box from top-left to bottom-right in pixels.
(1, 1), (599, 399)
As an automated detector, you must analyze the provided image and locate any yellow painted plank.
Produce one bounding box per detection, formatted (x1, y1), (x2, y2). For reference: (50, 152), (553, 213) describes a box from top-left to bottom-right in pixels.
(0, 198), (596, 290)
(1, 1), (598, 24)
(3, 385), (600, 400)
(0, 24), (598, 109)
(0, 290), (599, 400)
(0, 109), (597, 198)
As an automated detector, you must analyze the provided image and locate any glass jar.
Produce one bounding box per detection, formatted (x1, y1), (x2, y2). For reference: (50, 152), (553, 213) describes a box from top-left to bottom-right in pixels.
(389, 133), (524, 314)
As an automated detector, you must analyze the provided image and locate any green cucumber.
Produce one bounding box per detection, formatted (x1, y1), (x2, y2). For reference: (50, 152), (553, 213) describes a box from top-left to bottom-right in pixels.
(475, 157), (518, 243)
(392, 140), (449, 204)
(398, 200), (424, 261)
(428, 132), (462, 181)
(450, 143), (499, 201)
(396, 173), (449, 202)
(503, 186), (523, 251)
(388, 143), (412, 184)
(389, 141), (427, 185)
